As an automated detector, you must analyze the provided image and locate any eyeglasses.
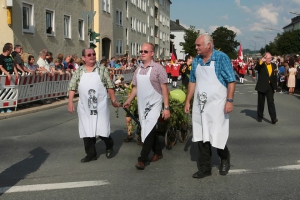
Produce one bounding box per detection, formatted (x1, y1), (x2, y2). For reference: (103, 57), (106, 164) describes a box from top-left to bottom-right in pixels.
(86, 53), (96, 57)
(139, 50), (152, 54)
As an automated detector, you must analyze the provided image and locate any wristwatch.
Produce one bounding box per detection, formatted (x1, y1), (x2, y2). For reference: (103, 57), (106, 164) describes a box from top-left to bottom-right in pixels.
(164, 106), (170, 110)
(226, 98), (234, 103)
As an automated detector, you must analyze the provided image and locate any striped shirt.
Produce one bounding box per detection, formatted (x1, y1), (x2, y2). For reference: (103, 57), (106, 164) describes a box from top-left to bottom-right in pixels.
(68, 64), (114, 91)
(190, 49), (236, 88)
(132, 60), (168, 95)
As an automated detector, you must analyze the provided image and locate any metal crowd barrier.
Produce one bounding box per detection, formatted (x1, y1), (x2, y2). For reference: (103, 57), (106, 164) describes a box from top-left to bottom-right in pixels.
(112, 68), (135, 83)
(0, 73), (71, 110)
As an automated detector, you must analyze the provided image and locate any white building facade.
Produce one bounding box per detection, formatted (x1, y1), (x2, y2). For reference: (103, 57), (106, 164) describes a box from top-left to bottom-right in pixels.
(170, 19), (186, 60)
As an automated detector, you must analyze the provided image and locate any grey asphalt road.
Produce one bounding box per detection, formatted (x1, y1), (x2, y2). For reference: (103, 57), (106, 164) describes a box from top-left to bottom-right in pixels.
(0, 79), (300, 200)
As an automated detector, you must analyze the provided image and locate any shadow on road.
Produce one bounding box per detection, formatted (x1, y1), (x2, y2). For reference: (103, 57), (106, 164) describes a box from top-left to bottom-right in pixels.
(240, 109), (257, 120)
(184, 136), (221, 170)
(96, 130), (125, 159)
(0, 147), (49, 195)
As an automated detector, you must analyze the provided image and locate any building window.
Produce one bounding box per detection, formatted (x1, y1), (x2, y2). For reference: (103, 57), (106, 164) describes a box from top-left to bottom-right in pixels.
(46, 9), (55, 35)
(150, 7), (154, 17)
(22, 3), (34, 33)
(126, 28), (128, 45)
(78, 19), (84, 40)
(102, 0), (110, 13)
(116, 40), (123, 55)
(126, 1), (128, 18)
(64, 15), (71, 38)
(116, 9), (123, 26)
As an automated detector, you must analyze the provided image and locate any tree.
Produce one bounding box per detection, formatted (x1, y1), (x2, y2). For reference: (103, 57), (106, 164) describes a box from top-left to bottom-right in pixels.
(276, 30), (300, 54)
(211, 27), (239, 59)
(179, 26), (200, 57)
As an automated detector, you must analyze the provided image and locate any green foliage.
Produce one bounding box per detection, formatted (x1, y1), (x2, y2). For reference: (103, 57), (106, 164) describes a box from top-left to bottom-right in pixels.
(261, 30), (300, 56)
(276, 30), (300, 54)
(180, 26), (200, 57)
(211, 27), (239, 59)
(115, 85), (190, 132)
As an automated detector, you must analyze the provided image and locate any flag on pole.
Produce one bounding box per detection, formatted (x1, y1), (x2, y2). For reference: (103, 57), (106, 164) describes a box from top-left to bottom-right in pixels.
(237, 43), (243, 63)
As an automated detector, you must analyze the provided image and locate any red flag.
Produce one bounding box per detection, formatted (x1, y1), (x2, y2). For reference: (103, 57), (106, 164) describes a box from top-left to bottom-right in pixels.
(237, 43), (243, 63)
(171, 52), (177, 62)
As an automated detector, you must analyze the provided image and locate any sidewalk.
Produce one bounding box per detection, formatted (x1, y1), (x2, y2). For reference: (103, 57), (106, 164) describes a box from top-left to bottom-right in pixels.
(0, 97), (79, 120)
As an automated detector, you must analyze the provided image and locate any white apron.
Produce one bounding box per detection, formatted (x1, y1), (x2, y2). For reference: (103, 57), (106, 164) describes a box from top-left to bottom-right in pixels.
(137, 67), (162, 142)
(77, 68), (110, 138)
(192, 61), (229, 149)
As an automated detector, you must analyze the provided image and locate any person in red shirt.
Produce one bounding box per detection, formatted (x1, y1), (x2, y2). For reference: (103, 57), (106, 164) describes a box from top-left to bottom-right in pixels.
(165, 60), (172, 84)
(171, 60), (180, 88)
(237, 62), (247, 83)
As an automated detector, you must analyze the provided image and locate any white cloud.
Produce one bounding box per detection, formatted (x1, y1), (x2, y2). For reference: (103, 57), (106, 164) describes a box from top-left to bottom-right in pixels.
(221, 15), (228, 20)
(224, 25), (242, 35)
(290, 0), (300, 5)
(249, 22), (265, 31)
(234, 0), (251, 13)
(209, 26), (219, 33)
(256, 5), (280, 25)
(208, 25), (242, 35)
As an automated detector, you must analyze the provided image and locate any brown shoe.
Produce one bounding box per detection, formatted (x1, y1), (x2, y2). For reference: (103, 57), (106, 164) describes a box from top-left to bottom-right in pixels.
(135, 161), (145, 170)
(151, 154), (163, 162)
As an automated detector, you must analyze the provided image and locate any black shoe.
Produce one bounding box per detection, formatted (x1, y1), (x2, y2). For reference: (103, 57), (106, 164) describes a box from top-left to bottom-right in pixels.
(257, 118), (262, 122)
(219, 153), (230, 175)
(192, 170), (212, 178)
(106, 148), (113, 158)
(123, 135), (134, 143)
(272, 118), (278, 124)
(81, 156), (97, 163)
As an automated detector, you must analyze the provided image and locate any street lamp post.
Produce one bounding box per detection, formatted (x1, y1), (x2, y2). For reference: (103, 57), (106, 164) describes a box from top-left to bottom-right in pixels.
(253, 36), (266, 53)
(248, 44), (255, 51)
(265, 28), (281, 32)
(249, 39), (256, 53)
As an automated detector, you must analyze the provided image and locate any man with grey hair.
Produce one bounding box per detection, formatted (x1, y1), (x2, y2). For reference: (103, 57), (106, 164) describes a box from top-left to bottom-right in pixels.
(37, 50), (50, 72)
(185, 34), (236, 178)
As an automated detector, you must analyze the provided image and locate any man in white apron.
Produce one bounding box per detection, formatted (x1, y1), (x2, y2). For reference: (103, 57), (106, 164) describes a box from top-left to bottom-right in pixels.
(185, 34), (236, 178)
(123, 42), (170, 170)
(68, 49), (119, 163)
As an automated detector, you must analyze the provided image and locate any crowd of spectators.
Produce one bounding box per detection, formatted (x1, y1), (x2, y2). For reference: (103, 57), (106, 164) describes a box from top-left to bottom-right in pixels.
(232, 54), (300, 94)
(0, 43), (85, 113)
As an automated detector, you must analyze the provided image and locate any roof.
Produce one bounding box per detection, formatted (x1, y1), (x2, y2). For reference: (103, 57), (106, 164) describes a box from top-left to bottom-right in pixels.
(170, 20), (187, 31)
(283, 16), (300, 29)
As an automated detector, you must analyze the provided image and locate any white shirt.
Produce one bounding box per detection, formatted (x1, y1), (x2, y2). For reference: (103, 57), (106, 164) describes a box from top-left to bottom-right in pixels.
(37, 57), (50, 72)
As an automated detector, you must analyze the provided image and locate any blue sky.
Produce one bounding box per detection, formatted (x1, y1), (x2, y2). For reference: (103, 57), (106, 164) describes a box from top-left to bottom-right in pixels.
(170, 0), (300, 51)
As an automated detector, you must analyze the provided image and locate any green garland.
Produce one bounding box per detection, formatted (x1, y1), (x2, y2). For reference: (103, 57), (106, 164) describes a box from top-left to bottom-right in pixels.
(116, 85), (191, 131)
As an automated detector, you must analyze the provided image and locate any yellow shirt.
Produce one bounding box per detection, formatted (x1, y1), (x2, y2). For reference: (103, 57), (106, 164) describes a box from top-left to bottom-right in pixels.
(266, 63), (272, 77)
(259, 61), (272, 77)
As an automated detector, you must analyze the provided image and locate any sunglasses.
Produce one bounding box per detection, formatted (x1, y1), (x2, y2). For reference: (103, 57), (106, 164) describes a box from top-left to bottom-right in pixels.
(86, 53), (96, 57)
(139, 50), (152, 54)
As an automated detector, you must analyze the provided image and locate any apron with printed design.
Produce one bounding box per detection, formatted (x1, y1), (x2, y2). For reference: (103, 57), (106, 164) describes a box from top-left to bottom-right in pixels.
(136, 67), (162, 142)
(192, 61), (229, 149)
(77, 68), (110, 138)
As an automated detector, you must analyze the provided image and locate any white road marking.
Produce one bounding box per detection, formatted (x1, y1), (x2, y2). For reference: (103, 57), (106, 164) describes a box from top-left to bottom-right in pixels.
(229, 169), (251, 175)
(0, 180), (109, 194)
(271, 164), (300, 171)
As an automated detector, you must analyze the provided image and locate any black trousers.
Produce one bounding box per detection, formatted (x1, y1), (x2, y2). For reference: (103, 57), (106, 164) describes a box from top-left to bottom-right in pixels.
(257, 84), (277, 120)
(83, 136), (114, 158)
(198, 141), (229, 172)
(138, 127), (162, 163)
